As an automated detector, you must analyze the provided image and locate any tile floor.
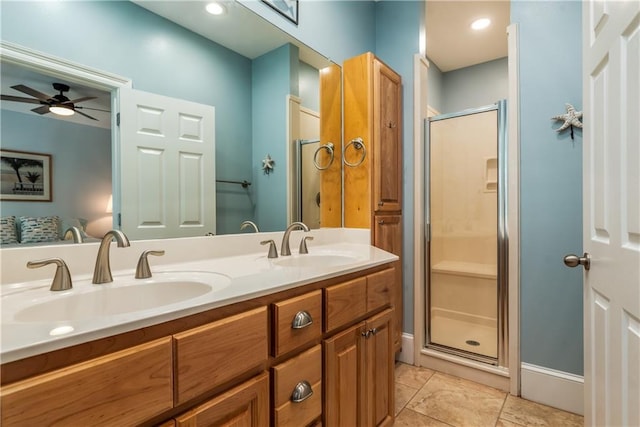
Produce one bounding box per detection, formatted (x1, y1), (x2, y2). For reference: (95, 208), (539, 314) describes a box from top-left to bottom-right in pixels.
(394, 363), (584, 427)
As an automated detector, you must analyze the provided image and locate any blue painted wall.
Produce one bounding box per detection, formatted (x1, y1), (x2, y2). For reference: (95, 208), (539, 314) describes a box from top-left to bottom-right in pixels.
(426, 59), (444, 113)
(1, 1), (254, 235)
(252, 44), (299, 232)
(299, 61), (320, 112)
(512, 0), (583, 375)
(375, 0), (426, 335)
(441, 57), (508, 114)
(1, 110), (111, 227)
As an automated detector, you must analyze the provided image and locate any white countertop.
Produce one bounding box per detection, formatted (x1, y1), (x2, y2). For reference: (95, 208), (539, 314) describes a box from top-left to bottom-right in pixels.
(0, 229), (397, 364)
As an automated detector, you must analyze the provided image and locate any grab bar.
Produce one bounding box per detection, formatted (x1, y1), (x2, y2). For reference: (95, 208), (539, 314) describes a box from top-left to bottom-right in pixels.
(343, 137), (366, 167)
(313, 142), (335, 170)
(216, 179), (251, 188)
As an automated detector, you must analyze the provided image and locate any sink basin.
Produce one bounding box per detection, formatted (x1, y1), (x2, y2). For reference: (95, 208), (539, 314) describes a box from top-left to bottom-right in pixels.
(273, 253), (363, 268)
(13, 272), (231, 323)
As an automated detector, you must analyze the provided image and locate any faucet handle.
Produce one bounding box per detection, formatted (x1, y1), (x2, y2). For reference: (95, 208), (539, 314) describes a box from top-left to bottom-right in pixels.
(299, 236), (314, 254)
(135, 250), (165, 279)
(260, 240), (278, 259)
(27, 258), (73, 291)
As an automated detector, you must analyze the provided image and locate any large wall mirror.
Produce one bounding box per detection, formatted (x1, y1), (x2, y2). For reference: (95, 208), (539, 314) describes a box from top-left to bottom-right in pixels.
(0, 1), (341, 246)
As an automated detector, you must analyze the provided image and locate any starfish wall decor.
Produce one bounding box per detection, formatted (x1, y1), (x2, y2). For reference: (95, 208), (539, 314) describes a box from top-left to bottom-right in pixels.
(551, 103), (583, 139)
(262, 154), (275, 175)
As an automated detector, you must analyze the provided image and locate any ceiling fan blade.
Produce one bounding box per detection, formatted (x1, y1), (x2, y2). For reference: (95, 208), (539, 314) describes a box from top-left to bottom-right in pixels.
(69, 96), (97, 104)
(74, 109), (98, 121)
(11, 84), (52, 102)
(1, 95), (43, 104)
(75, 105), (111, 113)
(31, 105), (51, 115)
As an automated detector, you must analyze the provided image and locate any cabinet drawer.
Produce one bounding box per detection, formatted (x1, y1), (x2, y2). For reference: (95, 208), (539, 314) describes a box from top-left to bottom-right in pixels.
(272, 345), (322, 427)
(174, 372), (269, 426)
(367, 267), (394, 312)
(174, 306), (268, 405)
(325, 276), (367, 332)
(0, 337), (173, 426)
(273, 290), (322, 357)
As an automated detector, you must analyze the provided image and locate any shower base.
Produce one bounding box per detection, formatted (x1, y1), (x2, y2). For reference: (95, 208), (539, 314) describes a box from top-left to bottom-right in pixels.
(430, 308), (497, 358)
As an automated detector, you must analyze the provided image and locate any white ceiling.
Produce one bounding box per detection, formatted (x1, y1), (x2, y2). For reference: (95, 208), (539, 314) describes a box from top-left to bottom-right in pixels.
(426, 0), (510, 72)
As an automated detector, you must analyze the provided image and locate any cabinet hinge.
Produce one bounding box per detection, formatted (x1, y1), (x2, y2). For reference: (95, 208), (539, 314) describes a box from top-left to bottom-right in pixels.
(116, 112), (120, 126)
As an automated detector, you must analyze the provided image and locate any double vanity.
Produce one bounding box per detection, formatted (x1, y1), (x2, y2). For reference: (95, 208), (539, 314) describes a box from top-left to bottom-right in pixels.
(0, 228), (398, 426)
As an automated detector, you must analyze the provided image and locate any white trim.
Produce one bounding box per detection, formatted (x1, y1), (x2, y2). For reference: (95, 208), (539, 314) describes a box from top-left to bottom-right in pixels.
(285, 95), (302, 226)
(507, 23), (521, 397)
(413, 53), (430, 367)
(397, 333), (415, 365)
(0, 41), (132, 90)
(521, 363), (584, 416)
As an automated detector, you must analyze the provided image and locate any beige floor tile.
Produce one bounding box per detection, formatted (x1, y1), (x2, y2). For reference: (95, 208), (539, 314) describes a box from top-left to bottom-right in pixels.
(496, 418), (525, 427)
(396, 382), (420, 415)
(395, 408), (452, 427)
(395, 362), (435, 389)
(407, 372), (507, 427)
(500, 395), (583, 427)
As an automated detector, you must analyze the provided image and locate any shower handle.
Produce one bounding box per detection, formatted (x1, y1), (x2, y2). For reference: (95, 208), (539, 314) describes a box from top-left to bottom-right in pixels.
(563, 253), (591, 271)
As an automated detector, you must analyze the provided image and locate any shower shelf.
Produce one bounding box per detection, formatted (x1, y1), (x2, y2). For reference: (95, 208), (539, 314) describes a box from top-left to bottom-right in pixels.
(431, 260), (497, 279)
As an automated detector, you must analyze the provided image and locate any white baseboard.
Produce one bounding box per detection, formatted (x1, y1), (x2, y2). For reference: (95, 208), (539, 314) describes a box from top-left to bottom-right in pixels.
(397, 333), (414, 365)
(521, 363), (584, 415)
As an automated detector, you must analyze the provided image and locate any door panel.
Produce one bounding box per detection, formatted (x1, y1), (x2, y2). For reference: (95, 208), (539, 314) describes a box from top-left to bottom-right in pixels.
(583, 1), (640, 425)
(119, 88), (216, 239)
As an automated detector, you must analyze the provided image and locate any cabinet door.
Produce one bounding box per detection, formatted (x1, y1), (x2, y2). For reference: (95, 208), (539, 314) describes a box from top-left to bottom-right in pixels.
(373, 215), (403, 353)
(364, 309), (394, 427)
(373, 59), (402, 213)
(174, 372), (269, 427)
(324, 322), (366, 426)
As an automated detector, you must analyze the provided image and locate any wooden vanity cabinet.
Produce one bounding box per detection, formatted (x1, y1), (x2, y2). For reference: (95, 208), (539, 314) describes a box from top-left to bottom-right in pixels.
(344, 52), (404, 353)
(324, 309), (394, 427)
(0, 337), (173, 427)
(0, 264), (396, 427)
(173, 372), (269, 427)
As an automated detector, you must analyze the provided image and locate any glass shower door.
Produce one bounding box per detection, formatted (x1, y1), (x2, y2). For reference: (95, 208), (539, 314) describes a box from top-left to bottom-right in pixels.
(427, 105), (502, 361)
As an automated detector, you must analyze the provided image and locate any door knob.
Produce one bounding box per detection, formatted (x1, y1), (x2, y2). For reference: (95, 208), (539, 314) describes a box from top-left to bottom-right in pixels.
(563, 253), (590, 271)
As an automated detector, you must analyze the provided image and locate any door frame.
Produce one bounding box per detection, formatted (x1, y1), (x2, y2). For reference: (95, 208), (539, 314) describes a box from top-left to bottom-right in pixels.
(0, 41), (132, 227)
(411, 24), (521, 394)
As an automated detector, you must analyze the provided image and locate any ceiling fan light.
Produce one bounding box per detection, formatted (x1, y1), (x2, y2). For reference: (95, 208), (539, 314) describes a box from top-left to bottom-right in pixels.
(50, 104), (75, 116)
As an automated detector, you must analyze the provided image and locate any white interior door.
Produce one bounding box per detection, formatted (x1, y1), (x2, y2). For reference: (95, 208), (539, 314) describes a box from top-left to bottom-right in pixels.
(582, 1), (639, 425)
(118, 88), (216, 239)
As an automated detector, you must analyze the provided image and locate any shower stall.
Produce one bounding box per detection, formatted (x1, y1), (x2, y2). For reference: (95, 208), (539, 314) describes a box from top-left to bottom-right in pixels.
(425, 100), (508, 366)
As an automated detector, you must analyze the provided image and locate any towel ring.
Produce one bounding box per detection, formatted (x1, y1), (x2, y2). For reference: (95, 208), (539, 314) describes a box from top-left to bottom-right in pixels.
(343, 137), (366, 167)
(313, 142), (335, 170)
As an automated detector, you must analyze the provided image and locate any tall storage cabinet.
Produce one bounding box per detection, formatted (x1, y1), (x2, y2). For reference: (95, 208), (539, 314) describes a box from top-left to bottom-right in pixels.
(343, 52), (403, 353)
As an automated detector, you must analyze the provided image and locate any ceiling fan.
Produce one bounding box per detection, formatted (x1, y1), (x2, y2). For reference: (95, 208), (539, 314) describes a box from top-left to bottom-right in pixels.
(1, 82), (109, 121)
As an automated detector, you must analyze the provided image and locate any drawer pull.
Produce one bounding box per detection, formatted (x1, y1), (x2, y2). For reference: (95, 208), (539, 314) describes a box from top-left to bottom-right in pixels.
(292, 310), (313, 329)
(291, 380), (314, 403)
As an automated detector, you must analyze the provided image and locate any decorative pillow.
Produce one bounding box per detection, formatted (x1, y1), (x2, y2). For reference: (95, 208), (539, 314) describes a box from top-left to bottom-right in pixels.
(0, 216), (18, 244)
(19, 216), (60, 244)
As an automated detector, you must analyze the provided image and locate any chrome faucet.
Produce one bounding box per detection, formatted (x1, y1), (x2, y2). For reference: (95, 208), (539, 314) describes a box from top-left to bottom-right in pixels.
(281, 221), (310, 256)
(63, 226), (84, 243)
(92, 229), (130, 284)
(240, 220), (259, 233)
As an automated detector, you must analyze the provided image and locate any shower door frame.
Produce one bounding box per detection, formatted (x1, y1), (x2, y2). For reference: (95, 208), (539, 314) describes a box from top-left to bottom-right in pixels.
(424, 100), (509, 367)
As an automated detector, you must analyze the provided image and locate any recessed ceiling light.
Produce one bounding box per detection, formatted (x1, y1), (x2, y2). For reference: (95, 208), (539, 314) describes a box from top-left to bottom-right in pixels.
(206, 2), (226, 15)
(471, 18), (491, 31)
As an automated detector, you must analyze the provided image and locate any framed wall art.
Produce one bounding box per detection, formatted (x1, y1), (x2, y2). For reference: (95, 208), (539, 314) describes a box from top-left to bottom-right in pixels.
(0, 149), (52, 202)
(262, 0), (298, 25)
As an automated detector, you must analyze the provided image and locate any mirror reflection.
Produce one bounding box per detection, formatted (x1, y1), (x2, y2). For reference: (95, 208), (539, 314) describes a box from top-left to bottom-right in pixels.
(0, 0), (340, 247)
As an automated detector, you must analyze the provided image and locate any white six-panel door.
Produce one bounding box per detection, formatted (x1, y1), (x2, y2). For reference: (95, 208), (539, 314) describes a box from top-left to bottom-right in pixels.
(583, 1), (639, 425)
(118, 88), (216, 239)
